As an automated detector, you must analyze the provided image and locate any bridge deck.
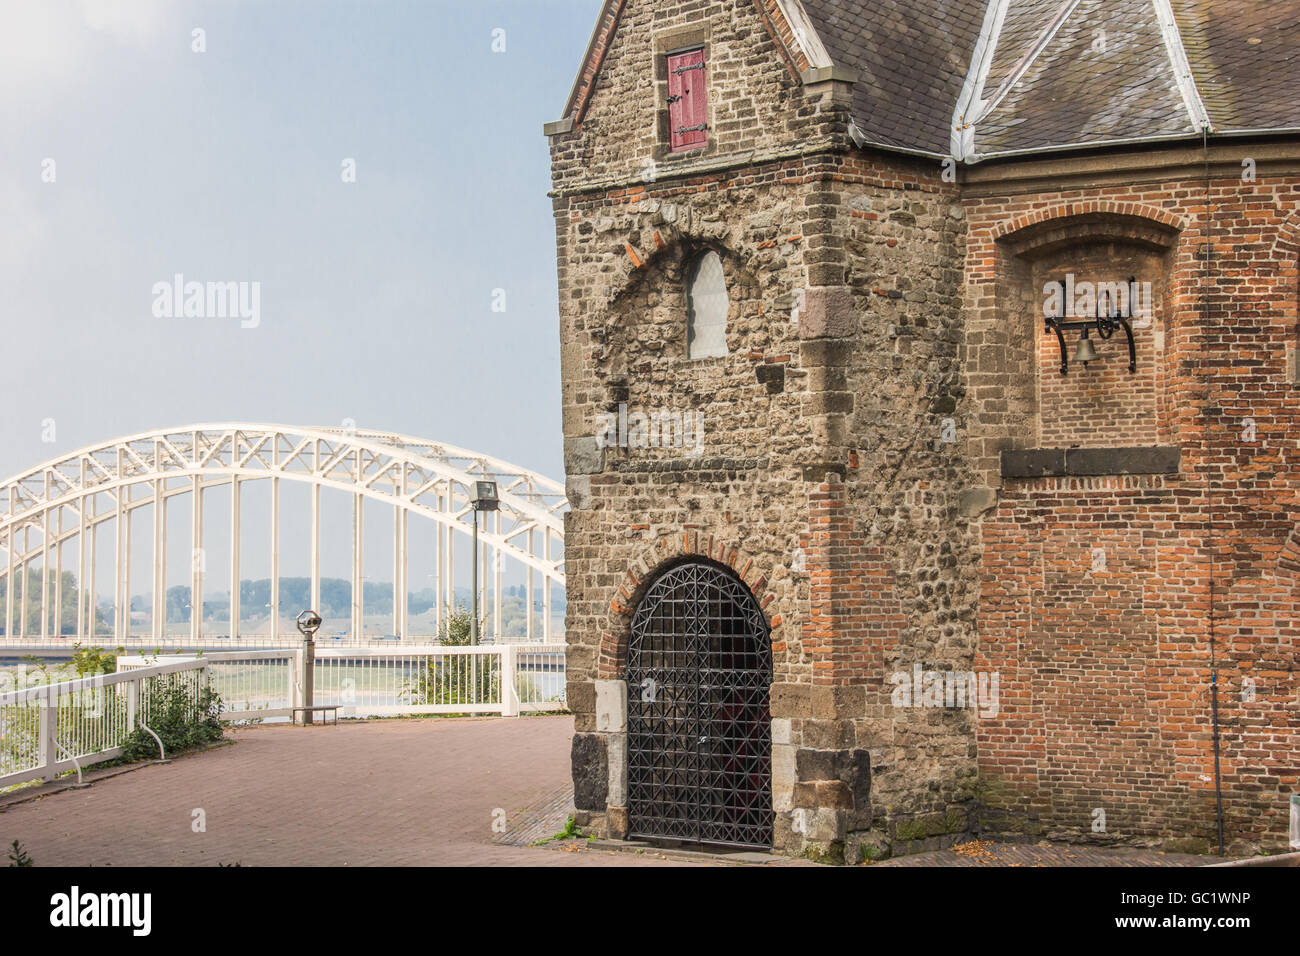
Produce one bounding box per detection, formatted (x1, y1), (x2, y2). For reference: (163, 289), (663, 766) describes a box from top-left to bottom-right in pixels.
(0, 717), (701, 867)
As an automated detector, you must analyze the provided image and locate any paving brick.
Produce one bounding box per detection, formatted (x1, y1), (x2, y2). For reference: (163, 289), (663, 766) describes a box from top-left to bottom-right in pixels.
(0, 719), (710, 868)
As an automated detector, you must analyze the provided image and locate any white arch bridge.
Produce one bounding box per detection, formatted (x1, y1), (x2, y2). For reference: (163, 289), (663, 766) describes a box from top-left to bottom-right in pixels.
(0, 424), (566, 646)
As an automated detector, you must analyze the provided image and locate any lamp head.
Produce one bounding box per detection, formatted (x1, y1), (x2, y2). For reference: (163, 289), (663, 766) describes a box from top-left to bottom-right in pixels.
(470, 480), (500, 512)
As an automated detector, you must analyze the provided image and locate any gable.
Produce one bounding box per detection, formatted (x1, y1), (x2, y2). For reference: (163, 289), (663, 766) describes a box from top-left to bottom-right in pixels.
(549, 0), (836, 193)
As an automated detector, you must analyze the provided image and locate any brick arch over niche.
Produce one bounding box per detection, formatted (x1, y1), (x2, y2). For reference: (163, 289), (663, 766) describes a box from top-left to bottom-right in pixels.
(596, 532), (781, 679)
(1275, 526), (1300, 581)
(1269, 207), (1300, 384)
(1270, 206), (1300, 262)
(966, 206), (1185, 484)
(989, 201), (1186, 242)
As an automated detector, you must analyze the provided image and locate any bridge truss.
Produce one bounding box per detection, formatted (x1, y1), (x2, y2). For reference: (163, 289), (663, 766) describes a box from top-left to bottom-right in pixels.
(0, 425), (566, 644)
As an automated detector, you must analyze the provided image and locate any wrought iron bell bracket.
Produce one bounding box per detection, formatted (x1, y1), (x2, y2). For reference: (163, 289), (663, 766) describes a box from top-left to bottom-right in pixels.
(1043, 278), (1138, 376)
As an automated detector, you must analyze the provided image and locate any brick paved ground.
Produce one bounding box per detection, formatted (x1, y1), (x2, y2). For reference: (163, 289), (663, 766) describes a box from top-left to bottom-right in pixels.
(0, 717), (712, 867)
(0, 718), (1230, 868)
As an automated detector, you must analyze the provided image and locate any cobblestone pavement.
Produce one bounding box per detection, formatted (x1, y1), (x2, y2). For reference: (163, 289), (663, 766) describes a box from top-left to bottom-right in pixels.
(0, 717), (712, 867)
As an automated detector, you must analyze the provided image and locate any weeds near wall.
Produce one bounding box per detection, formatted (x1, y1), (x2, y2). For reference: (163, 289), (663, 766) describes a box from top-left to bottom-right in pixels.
(7, 840), (33, 867)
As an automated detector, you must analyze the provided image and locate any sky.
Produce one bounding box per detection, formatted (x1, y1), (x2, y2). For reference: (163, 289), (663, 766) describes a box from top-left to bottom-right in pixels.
(0, 0), (603, 598)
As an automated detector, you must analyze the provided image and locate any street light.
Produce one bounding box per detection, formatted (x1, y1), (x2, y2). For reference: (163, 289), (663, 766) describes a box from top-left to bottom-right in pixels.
(468, 481), (499, 645)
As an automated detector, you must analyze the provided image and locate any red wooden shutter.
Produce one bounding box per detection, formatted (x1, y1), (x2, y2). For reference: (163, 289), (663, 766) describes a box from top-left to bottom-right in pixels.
(667, 48), (708, 152)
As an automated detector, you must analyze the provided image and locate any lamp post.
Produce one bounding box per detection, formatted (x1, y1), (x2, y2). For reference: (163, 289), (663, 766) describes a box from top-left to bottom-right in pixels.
(468, 481), (499, 646)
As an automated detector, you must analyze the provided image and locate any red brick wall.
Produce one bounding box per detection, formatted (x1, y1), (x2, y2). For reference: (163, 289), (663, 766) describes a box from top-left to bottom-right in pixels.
(966, 177), (1300, 852)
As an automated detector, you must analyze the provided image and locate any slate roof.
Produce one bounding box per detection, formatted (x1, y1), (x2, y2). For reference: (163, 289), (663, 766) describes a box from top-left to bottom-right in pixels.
(560, 1), (1300, 164)
(799, 0), (985, 156)
(795, 0), (1300, 161)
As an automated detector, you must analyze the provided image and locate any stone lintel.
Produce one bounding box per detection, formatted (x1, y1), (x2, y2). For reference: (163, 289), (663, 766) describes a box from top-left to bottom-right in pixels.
(1001, 445), (1180, 478)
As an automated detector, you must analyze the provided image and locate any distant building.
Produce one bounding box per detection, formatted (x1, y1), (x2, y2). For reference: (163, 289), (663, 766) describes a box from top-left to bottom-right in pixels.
(548, 0), (1300, 860)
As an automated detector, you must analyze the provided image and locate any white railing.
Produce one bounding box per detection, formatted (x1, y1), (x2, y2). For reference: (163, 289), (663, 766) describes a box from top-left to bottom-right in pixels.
(3, 634), (560, 650)
(119, 643), (567, 721)
(0, 658), (212, 789)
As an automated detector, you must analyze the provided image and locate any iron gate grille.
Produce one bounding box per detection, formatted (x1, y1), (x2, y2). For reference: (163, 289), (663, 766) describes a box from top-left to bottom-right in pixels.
(626, 561), (773, 848)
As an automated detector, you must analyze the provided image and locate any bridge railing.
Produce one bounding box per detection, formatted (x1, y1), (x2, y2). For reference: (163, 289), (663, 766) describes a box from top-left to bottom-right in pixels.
(119, 643), (568, 721)
(0, 658), (212, 790)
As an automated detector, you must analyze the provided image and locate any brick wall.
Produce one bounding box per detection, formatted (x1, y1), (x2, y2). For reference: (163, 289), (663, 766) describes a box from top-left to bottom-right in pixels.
(966, 176), (1300, 853)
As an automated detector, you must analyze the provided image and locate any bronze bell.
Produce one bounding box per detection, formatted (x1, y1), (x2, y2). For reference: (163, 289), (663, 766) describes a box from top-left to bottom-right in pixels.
(1074, 329), (1098, 365)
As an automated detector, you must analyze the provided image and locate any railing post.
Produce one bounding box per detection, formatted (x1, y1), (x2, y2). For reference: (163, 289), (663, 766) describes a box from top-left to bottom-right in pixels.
(501, 644), (519, 718)
(126, 680), (138, 731)
(291, 647), (304, 713)
(39, 699), (57, 780)
(301, 632), (315, 725)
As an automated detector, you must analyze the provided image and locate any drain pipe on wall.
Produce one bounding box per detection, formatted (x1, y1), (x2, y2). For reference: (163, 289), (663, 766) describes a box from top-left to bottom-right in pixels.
(1203, 127), (1225, 858)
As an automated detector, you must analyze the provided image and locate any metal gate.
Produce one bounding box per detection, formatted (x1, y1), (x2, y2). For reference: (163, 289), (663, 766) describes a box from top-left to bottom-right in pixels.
(626, 560), (773, 848)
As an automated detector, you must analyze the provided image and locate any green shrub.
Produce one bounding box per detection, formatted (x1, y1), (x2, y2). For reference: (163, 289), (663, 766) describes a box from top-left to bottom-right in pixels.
(121, 676), (223, 762)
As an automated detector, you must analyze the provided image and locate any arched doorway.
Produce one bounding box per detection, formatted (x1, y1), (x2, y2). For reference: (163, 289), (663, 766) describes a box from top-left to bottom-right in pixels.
(626, 559), (773, 848)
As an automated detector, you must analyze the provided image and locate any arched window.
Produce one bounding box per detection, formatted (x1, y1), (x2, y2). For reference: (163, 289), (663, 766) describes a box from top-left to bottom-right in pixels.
(686, 251), (728, 359)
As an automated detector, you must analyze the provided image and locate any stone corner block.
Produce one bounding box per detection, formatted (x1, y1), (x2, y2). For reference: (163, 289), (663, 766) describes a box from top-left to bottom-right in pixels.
(770, 682), (812, 719)
(571, 733), (609, 812)
(812, 685), (867, 719)
(798, 286), (857, 340)
(607, 805), (629, 840)
(565, 475), (592, 510)
(567, 680), (596, 718)
(771, 717), (793, 746)
(607, 732), (628, 807)
(958, 486), (998, 518)
(595, 679), (628, 733)
(564, 436), (605, 476)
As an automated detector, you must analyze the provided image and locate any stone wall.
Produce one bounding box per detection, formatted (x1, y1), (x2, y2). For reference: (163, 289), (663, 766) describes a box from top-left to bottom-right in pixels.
(550, 134), (979, 860)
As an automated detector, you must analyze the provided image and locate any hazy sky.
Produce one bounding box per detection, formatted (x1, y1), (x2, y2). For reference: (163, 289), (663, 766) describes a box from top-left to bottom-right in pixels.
(0, 0), (602, 595)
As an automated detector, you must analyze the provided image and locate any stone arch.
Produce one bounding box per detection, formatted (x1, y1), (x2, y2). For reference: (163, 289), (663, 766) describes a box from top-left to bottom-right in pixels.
(591, 229), (766, 384)
(607, 231), (752, 307)
(596, 532), (781, 679)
